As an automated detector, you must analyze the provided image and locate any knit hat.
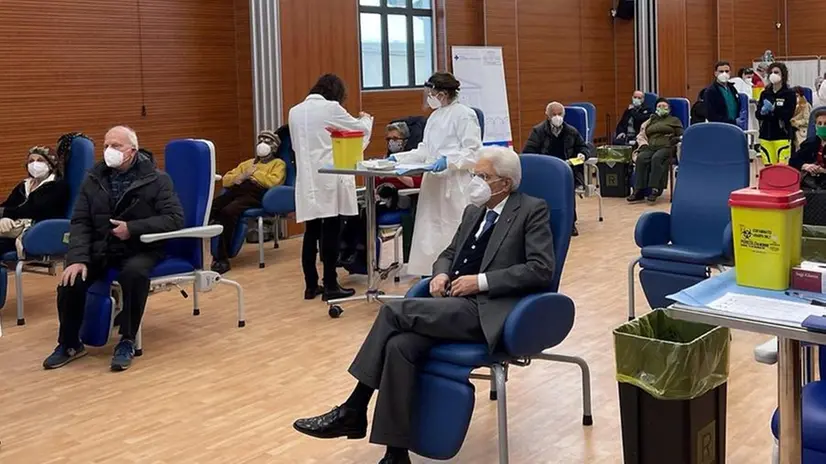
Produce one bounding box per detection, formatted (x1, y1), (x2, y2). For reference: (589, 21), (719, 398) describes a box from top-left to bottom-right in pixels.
(258, 130), (280, 146)
(28, 146), (59, 173)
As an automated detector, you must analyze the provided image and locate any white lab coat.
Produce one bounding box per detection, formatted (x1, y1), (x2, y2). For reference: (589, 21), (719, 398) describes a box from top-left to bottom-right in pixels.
(289, 94), (373, 223)
(393, 101), (482, 276)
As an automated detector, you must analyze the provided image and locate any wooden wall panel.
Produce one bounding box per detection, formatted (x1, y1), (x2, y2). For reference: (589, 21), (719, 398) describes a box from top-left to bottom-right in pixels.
(657, 0), (688, 98)
(444, 0), (485, 57)
(279, 0), (361, 118)
(580, 0), (621, 140)
(786, 0), (826, 57)
(0, 0), (251, 198)
(234, 0), (255, 157)
(716, 0), (782, 69)
(614, 17), (637, 121)
(685, 0), (717, 99)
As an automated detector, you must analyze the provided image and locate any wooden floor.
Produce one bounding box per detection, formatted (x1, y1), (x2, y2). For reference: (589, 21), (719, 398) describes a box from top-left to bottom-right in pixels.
(0, 195), (778, 464)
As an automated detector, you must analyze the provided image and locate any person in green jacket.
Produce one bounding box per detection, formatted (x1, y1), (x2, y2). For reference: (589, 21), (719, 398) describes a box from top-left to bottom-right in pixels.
(627, 98), (684, 203)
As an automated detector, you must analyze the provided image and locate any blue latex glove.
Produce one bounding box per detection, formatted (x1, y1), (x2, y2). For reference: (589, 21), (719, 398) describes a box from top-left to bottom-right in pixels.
(387, 155), (398, 162)
(760, 99), (774, 115)
(431, 155), (448, 172)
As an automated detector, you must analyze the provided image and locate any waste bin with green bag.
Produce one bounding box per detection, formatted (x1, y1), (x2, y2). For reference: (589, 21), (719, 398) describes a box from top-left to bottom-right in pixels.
(614, 310), (730, 464)
(803, 224), (826, 262)
(596, 145), (633, 197)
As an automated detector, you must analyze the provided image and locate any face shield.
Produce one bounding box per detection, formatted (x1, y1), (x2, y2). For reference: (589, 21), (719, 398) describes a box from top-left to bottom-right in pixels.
(423, 82), (445, 110)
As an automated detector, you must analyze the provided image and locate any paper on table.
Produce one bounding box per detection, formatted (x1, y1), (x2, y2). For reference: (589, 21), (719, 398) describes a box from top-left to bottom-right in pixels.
(394, 163), (434, 175)
(707, 293), (824, 325)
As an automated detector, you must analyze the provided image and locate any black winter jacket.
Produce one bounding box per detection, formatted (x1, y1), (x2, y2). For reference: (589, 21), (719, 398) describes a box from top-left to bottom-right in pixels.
(615, 106), (652, 139)
(1, 177), (70, 222)
(704, 82), (741, 125)
(66, 154), (184, 266)
(523, 121), (591, 160)
(789, 136), (826, 171)
(756, 85), (797, 141)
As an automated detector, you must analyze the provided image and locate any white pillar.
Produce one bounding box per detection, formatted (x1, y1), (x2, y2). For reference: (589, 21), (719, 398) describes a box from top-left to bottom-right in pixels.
(634, 0), (658, 94)
(250, 0), (283, 135)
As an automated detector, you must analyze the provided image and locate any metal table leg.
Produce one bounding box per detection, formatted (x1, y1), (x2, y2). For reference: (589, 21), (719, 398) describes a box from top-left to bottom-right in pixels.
(778, 337), (803, 464)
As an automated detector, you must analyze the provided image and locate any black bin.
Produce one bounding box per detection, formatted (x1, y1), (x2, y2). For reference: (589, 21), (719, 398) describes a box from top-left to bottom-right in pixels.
(596, 145), (633, 198)
(614, 310), (730, 464)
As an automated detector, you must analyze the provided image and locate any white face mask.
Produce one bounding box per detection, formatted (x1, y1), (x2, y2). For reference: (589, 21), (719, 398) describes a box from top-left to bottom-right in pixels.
(104, 147), (125, 168)
(769, 73), (782, 85)
(387, 139), (405, 153)
(550, 115), (564, 127)
(256, 142), (271, 157)
(28, 161), (50, 179)
(716, 72), (730, 84)
(745, 77), (753, 85)
(467, 176), (493, 207)
(427, 94), (442, 110)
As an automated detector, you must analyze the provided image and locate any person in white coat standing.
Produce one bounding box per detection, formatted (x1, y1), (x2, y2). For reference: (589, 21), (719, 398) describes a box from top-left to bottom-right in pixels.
(390, 72), (482, 277)
(289, 74), (373, 301)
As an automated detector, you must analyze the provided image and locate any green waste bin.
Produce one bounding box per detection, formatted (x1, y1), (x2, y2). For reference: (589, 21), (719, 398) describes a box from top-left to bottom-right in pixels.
(596, 145), (633, 198)
(614, 310), (730, 464)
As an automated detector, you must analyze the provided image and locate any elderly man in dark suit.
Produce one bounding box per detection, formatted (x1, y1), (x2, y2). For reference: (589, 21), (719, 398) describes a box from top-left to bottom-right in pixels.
(293, 146), (555, 464)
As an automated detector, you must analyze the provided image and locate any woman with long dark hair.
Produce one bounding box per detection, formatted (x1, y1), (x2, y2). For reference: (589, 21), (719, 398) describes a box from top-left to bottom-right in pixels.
(289, 74), (373, 301)
(756, 62), (797, 165)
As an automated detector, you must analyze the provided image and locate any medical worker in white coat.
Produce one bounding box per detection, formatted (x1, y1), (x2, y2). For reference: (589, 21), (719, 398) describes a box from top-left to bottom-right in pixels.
(289, 74), (373, 301)
(390, 72), (483, 276)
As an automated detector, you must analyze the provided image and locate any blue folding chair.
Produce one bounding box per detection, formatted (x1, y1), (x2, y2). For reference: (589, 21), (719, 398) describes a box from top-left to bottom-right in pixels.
(667, 98), (690, 128)
(472, 107), (485, 140)
(211, 130), (296, 269)
(802, 87), (814, 105)
(4, 136), (95, 325)
(570, 102), (596, 143)
(405, 155), (591, 463)
(627, 123), (750, 319)
(80, 139), (246, 354)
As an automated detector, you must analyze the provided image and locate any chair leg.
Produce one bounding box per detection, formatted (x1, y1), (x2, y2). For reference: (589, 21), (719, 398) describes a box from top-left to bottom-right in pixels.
(627, 257), (640, 321)
(393, 230), (401, 283)
(535, 353), (593, 425)
(272, 218), (280, 249)
(192, 277), (200, 316)
(218, 277), (246, 327)
(257, 216), (265, 269)
(135, 323), (144, 357)
(491, 363), (509, 464)
(15, 260), (24, 325)
(489, 366), (498, 400)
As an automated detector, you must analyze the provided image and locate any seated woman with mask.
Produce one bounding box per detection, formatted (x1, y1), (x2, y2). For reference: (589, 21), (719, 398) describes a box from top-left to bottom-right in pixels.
(627, 98), (684, 203)
(0, 146), (70, 256)
(210, 129), (287, 273)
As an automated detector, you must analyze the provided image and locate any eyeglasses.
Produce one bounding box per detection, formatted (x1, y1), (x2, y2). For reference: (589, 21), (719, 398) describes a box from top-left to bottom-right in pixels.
(471, 172), (501, 182)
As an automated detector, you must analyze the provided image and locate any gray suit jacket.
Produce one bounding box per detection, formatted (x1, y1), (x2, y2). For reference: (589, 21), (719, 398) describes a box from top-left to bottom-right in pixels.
(432, 192), (556, 351)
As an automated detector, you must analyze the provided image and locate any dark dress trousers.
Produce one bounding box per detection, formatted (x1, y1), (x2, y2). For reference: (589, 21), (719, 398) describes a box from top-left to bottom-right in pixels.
(347, 192), (555, 448)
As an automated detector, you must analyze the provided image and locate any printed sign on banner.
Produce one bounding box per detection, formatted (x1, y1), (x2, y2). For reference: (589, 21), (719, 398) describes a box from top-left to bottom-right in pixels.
(451, 46), (513, 146)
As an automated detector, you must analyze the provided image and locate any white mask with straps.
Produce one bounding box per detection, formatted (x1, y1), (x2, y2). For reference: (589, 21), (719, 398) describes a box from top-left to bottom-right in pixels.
(104, 147), (125, 168)
(256, 142), (271, 157)
(467, 176), (492, 207)
(427, 95), (442, 110)
(28, 161), (50, 179)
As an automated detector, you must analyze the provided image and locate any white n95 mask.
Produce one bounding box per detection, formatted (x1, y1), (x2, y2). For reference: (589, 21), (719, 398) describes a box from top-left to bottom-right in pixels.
(427, 95), (442, 110)
(550, 115), (564, 127)
(256, 142), (271, 157)
(716, 72), (730, 84)
(28, 161), (50, 179)
(467, 176), (492, 207)
(104, 147), (125, 168)
(769, 73), (782, 85)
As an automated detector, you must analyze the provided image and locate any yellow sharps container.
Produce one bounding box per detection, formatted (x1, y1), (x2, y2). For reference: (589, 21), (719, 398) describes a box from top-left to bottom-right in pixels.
(328, 128), (365, 169)
(729, 165), (805, 290)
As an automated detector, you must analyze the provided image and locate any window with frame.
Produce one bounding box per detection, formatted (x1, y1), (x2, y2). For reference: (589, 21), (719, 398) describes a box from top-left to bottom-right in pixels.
(359, 0), (435, 90)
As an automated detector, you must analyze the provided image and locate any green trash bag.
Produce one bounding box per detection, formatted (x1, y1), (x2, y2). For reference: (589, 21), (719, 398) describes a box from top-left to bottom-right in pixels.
(596, 145), (633, 165)
(614, 310), (730, 400)
(803, 225), (826, 263)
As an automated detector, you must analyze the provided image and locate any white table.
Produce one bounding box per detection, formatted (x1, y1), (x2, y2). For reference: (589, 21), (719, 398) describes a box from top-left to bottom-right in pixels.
(318, 166), (427, 317)
(667, 303), (826, 464)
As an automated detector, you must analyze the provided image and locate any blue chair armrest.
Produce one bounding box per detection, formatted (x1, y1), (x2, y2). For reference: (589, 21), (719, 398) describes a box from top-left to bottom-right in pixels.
(722, 222), (733, 261)
(406, 278), (432, 298)
(502, 293), (575, 358)
(634, 211), (672, 248)
(21, 219), (70, 257)
(262, 186), (296, 215)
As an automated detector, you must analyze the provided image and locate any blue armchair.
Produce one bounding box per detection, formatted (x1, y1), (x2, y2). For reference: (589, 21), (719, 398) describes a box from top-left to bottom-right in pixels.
(80, 139), (245, 354)
(627, 123), (750, 319)
(665, 97), (690, 199)
(644, 92), (658, 110)
(570, 101), (596, 143)
(564, 106), (603, 222)
(4, 135), (95, 325)
(404, 155), (592, 463)
(472, 107), (485, 140)
(211, 130), (296, 269)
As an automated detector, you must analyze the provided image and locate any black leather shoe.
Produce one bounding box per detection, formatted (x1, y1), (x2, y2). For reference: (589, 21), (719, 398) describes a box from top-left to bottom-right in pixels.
(304, 286), (324, 300)
(322, 286), (356, 301)
(571, 224), (580, 237)
(293, 405), (367, 440)
(379, 455), (411, 464)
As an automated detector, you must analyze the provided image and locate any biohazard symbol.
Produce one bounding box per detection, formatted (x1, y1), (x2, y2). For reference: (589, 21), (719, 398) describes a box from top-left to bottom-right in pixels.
(741, 228), (752, 240)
